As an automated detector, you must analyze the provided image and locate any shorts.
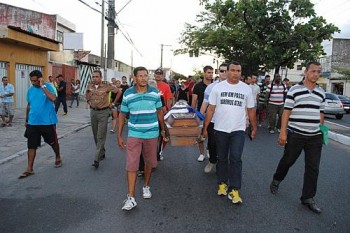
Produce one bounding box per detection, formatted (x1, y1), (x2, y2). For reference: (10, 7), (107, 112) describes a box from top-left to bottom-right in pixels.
(1, 102), (15, 116)
(25, 125), (58, 149)
(126, 137), (158, 171)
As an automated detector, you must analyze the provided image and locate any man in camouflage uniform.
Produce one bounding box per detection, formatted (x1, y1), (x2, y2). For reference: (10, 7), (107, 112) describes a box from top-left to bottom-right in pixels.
(85, 70), (122, 168)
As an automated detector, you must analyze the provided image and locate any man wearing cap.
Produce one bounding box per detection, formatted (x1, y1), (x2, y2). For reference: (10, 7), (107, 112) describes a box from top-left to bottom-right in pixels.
(154, 68), (172, 161)
(19, 70), (62, 179)
(154, 68), (172, 112)
(85, 70), (121, 169)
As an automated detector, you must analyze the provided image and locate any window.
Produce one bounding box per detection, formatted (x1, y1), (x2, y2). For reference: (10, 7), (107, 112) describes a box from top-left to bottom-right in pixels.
(296, 65), (302, 70)
(57, 30), (63, 43)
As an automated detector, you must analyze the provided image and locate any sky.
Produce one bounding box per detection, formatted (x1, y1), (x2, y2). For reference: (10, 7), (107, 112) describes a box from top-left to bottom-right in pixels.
(1, 0), (350, 75)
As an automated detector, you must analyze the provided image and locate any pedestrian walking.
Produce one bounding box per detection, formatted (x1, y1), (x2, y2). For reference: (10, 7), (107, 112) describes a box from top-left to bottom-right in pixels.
(200, 63), (227, 173)
(265, 74), (288, 133)
(55, 74), (68, 115)
(202, 61), (257, 204)
(0, 76), (15, 127)
(69, 79), (80, 108)
(117, 66), (166, 211)
(85, 70), (121, 169)
(19, 70), (62, 179)
(270, 61), (325, 214)
(258, 75), (270, 127)
(192, 65), (213, 162)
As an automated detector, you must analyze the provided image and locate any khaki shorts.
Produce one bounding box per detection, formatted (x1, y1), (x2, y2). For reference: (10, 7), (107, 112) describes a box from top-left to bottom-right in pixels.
(1, 102), (15, 116)
(126, 137), (158, 171)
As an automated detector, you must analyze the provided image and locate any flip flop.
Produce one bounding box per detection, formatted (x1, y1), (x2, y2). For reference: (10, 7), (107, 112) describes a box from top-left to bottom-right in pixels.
(18, 171), (35, 179)
(54, 160), (62, 168)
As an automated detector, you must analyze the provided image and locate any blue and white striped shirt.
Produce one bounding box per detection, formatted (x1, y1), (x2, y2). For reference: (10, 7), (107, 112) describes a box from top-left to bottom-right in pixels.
(120, 85), (163, 139)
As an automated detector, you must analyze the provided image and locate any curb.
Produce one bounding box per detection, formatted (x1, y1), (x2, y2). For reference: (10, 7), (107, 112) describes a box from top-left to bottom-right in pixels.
(0, 123), (91, 165)
(328, 130), (350, 146)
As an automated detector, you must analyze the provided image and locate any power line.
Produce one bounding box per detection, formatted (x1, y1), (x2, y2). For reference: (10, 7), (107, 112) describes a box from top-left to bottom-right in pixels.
(76, 0), (101, 14)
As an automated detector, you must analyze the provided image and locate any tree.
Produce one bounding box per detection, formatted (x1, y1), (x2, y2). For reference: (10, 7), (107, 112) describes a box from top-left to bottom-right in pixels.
(176, 0), (339, 75)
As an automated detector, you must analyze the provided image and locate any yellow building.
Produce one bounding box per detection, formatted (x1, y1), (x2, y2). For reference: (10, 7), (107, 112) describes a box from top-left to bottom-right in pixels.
(0, 26), (60, 108)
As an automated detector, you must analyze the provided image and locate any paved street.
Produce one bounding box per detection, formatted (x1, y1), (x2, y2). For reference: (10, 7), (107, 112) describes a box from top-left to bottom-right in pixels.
(0, 111), (349, 232)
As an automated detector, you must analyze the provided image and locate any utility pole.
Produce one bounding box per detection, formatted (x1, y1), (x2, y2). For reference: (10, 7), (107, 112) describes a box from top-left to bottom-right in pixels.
(100, 0), (105, 70)
(160, 44), (171, 68)
(107, 0), (117, 69)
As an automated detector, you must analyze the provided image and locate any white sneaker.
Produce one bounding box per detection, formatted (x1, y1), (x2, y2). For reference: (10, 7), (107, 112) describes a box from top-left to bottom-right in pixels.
(269, 130), (275, 134)
(143, 186), (152, 199)
(197, 154), (205, 162)
(204, 162), (215, 173)
(277, 129), (281, 133)
(122, 195), (137, 210)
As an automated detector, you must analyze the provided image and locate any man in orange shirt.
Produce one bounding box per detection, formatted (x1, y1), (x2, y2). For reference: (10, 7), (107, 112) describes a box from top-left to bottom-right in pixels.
(154, 68), (172, 160)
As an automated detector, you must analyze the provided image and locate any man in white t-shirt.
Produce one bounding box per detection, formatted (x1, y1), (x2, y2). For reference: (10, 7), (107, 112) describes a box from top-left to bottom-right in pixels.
(200, 63), (227, 173)
(202, 61), (257, 205)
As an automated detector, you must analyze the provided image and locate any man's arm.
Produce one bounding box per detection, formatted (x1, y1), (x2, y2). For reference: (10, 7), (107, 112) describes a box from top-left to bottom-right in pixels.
(117, 113), (126, 149)
(200, 101), (208, 115)
(191, 94), (198, 109)
(40, 79), (56, 102)
(25, 104), (30, 126)
(202, 104), (215, 138)
(247, 108), (257, 139)
(320, 112), (324, 125)
(278, 109), (292, 146)
(157, 109), (166, 138)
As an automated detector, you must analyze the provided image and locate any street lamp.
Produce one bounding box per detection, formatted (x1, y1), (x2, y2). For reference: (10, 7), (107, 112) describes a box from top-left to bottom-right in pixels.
(160, 44), (171, 68)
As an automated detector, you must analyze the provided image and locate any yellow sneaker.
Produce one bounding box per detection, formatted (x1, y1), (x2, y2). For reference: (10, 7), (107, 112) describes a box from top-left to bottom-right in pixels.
(228, 190), (243, 204)
(217, 183), (227, 196)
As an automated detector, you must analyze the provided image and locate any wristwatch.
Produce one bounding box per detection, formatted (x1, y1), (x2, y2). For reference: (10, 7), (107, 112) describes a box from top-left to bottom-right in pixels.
(41, 85), (47, 89)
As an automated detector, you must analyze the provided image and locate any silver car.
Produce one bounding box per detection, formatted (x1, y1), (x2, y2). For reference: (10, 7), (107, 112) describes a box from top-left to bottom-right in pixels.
(324, 92), (345, 119)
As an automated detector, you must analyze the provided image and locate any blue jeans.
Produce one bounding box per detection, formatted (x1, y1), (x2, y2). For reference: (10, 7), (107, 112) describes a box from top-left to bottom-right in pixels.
(273, 130), (323, 200)
(216, 130), (245, 191)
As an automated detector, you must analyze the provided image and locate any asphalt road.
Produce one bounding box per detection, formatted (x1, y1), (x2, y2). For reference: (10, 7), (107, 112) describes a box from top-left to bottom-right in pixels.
(326, 112), (350, 127)
(1, 126), (349, 233)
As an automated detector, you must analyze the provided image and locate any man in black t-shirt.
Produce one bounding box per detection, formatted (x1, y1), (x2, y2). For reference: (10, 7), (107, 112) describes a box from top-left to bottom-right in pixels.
(55, 74), (68, 115)
(192, 65), (213, 162)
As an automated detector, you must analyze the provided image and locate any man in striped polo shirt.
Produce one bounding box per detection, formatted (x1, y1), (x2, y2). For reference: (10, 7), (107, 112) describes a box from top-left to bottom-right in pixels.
(265, 74), (288, 133)
(270, 61), (325, 214)
(117, 66), (166, 211)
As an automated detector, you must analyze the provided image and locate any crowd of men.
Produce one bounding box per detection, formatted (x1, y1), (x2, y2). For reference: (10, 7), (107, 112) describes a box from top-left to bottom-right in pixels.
(7, 60), (325, 214)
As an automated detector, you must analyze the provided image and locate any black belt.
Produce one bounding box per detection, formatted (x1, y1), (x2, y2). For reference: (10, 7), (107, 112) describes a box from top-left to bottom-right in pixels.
(90, 107), (109, 111)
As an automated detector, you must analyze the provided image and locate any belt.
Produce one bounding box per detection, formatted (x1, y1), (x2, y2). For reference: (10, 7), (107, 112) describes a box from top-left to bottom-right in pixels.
(90, 107), (109, 111)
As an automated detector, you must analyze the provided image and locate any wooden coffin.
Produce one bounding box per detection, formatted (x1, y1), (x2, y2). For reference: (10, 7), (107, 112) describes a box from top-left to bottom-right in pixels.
(167, 126), (201, 137)
(167, 112), (200, 127)
(169, 136), (198, 146)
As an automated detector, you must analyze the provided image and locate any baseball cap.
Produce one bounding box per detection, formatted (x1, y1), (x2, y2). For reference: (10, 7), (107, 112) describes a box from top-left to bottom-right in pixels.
(155, 68), (163, 74)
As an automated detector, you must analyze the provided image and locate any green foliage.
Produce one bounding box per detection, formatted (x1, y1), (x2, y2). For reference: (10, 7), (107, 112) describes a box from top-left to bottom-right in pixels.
(176, 0), (340, 75)
(333, 68), (350, 80)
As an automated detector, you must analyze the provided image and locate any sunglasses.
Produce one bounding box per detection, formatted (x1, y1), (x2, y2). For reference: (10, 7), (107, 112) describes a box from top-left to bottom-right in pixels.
(219, 70), (227, 73)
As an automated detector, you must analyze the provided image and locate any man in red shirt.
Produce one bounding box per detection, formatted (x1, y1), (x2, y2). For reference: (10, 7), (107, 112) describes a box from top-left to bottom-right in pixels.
(187, 75), (195, 105)
(154, 68), (172, 112)
(154, 68), (173, 161)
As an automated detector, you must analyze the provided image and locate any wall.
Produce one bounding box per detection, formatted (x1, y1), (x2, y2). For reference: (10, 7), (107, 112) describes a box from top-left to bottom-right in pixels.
(0, 3), (56, 39)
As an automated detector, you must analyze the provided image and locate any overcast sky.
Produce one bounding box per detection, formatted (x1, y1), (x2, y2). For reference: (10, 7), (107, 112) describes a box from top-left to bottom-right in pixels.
(1, 0), (350, 75)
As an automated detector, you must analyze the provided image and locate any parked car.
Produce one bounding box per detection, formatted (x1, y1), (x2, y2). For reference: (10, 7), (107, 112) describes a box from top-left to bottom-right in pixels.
(324, 92), (345, 119)
(336, 94), (350, 113)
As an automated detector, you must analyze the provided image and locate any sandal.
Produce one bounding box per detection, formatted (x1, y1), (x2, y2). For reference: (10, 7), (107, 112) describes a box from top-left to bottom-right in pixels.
(54, 160), (62, 168)
(18, 171), (35, 179)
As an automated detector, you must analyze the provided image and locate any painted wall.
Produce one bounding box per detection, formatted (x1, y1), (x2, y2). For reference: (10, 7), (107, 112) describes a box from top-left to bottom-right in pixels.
(0, 3), (56, 40)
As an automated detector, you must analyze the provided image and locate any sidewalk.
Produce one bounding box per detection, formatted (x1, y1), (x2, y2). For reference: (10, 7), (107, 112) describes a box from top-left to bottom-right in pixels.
(0, 102), (91, 165)
(0, 105), (349, 165)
